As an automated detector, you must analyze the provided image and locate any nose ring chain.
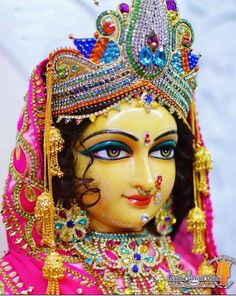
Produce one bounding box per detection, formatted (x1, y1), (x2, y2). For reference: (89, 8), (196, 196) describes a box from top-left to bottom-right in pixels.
(136, 176), (163, 206)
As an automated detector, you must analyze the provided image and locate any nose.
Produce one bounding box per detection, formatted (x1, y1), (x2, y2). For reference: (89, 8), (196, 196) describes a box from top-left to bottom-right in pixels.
(130, 155), (155, 192)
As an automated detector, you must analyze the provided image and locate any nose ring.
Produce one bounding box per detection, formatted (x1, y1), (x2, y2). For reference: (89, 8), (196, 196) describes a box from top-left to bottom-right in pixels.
(137, 187), (150, 196)
(154, 175), (163, 206)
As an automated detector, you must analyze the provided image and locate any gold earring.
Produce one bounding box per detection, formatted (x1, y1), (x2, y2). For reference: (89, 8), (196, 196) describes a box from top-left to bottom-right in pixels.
(155, 198), (176, 236)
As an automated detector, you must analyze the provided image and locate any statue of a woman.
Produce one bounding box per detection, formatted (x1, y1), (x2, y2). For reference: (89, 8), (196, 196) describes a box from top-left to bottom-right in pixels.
(0, 0), (224, 294)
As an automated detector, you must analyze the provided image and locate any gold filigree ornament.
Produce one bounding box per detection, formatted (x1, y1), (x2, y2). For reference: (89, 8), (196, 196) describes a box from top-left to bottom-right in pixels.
(34, 62), (65, 294)
(187, 206), (206, 254)
(194, 145), (213, 195)
(198, 258), (215, 294)
(34, 192), (55, 248)
(49, 126), (64, 178)
(42, 252), (66, 295)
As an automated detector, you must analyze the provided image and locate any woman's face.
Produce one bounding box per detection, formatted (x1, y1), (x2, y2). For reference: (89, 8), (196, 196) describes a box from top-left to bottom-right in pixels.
(74, 100), (178, 232)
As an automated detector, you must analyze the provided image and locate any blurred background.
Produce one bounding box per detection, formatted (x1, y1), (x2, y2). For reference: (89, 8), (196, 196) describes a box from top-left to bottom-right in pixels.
(0, 0), (236, 292)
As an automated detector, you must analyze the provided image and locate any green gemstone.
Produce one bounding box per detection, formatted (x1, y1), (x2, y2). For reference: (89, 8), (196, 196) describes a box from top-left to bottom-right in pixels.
(55, 223), (64, 230)
(144, 256), (154, 263)
(121, 247), (130, 254)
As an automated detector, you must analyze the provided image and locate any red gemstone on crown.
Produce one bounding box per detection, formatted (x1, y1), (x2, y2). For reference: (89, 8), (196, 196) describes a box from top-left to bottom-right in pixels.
(147, 31), (159, 50)
(102, 21), (116, 36)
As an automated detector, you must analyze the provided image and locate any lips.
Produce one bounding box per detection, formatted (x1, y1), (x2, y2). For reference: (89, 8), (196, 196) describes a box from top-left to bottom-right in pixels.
(124, 195), (152, 207)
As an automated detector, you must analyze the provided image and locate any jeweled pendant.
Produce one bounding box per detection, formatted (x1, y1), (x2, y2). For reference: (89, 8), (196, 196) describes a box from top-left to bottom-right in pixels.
(140, 47), (153, 66)
(154, 47), (166, 67)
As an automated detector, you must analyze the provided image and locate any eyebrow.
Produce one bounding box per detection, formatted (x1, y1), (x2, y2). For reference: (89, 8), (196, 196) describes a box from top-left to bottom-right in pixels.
(154, 130), (178, 141)
(83, 129), (139, 142)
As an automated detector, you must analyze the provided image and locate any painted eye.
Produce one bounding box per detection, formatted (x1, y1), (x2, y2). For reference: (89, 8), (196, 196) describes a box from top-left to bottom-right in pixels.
(149, 140), (176, 160)
(80, 141), (132, 160)
(94, 146), (130, 159)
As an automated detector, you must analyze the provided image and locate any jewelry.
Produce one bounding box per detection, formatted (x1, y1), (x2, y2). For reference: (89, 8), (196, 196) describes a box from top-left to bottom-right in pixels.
(50, 0), (199, 124)
(143, 131), (151, 146)
(42, 251), (65, 295)
(34, 192), (55, 248)
(137, 187), (149, 197)
(154, 175), (163, 206)
(49, 126), (64, 178)
(187, 206), (206, 254)
(140, 214), (149, 223)
(155, 199), (176, 235)
(74, 230), (169, 294)
(55, 203), (89, 244)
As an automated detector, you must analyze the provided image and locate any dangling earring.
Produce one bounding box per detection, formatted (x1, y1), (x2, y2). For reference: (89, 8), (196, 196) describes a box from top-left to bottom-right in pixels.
(55, 203), (89, 244)
(155, 198), (176, 236)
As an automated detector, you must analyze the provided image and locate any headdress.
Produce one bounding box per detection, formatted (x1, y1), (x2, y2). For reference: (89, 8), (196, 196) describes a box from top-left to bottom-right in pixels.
(51, 0), (199, 124)
(1, 0), (223, 295)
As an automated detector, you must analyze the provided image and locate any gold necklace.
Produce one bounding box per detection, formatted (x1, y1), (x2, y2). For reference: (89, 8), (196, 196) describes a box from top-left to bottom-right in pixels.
(70, 230), (182, 294)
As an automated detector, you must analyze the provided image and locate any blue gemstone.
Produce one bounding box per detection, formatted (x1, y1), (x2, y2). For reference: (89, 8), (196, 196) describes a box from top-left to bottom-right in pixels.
(144, 94), (153, 104)
(74, 38), (96, 59)
(85, 258), (94, 265)
(140, 47), (153, 66)
(66, 220), (75, 228)
(78, 218), (87, 226)
(72, 65), (78, 72)
(154, 48), (166, 67)
(132, 265), (139, 273)
(165, 216), (170, 222)
(134, 253), (141, 261)
(188, 52), (199, 70)
(182, 287), (190, 293)
(100, 40), (120, 64)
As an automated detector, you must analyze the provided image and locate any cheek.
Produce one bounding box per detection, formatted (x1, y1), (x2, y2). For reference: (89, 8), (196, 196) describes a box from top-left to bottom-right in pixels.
(76, 157), (132, 204)
(75, 153), (90, 178)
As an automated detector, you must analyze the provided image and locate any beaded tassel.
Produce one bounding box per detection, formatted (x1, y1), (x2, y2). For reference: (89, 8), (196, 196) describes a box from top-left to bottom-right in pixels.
(187, 98), (208, 255)
(42, 252), (65, 295)
(187, 207), (206, 254)
(194, 145), (213, 195)
(198, 259), (215, 294)
(35, 192), (55, 248)
(50, 127), (64, 178)
(37, 59), (65, 294)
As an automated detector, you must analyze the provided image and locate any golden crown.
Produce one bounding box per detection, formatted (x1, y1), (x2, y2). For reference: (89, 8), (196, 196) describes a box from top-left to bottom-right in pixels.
(48, 0), (200, 124)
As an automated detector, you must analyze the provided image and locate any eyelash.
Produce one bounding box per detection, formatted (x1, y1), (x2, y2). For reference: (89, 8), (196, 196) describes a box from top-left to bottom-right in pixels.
(80, 140), (176, 161)
(80, 141), (132, 160)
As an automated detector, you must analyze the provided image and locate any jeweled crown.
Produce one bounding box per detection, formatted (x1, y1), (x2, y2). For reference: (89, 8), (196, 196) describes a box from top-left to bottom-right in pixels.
(50, 0), (200, 123)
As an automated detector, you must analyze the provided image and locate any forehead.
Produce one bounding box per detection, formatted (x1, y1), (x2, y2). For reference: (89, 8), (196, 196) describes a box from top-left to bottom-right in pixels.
(83, 102), (177, 138)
